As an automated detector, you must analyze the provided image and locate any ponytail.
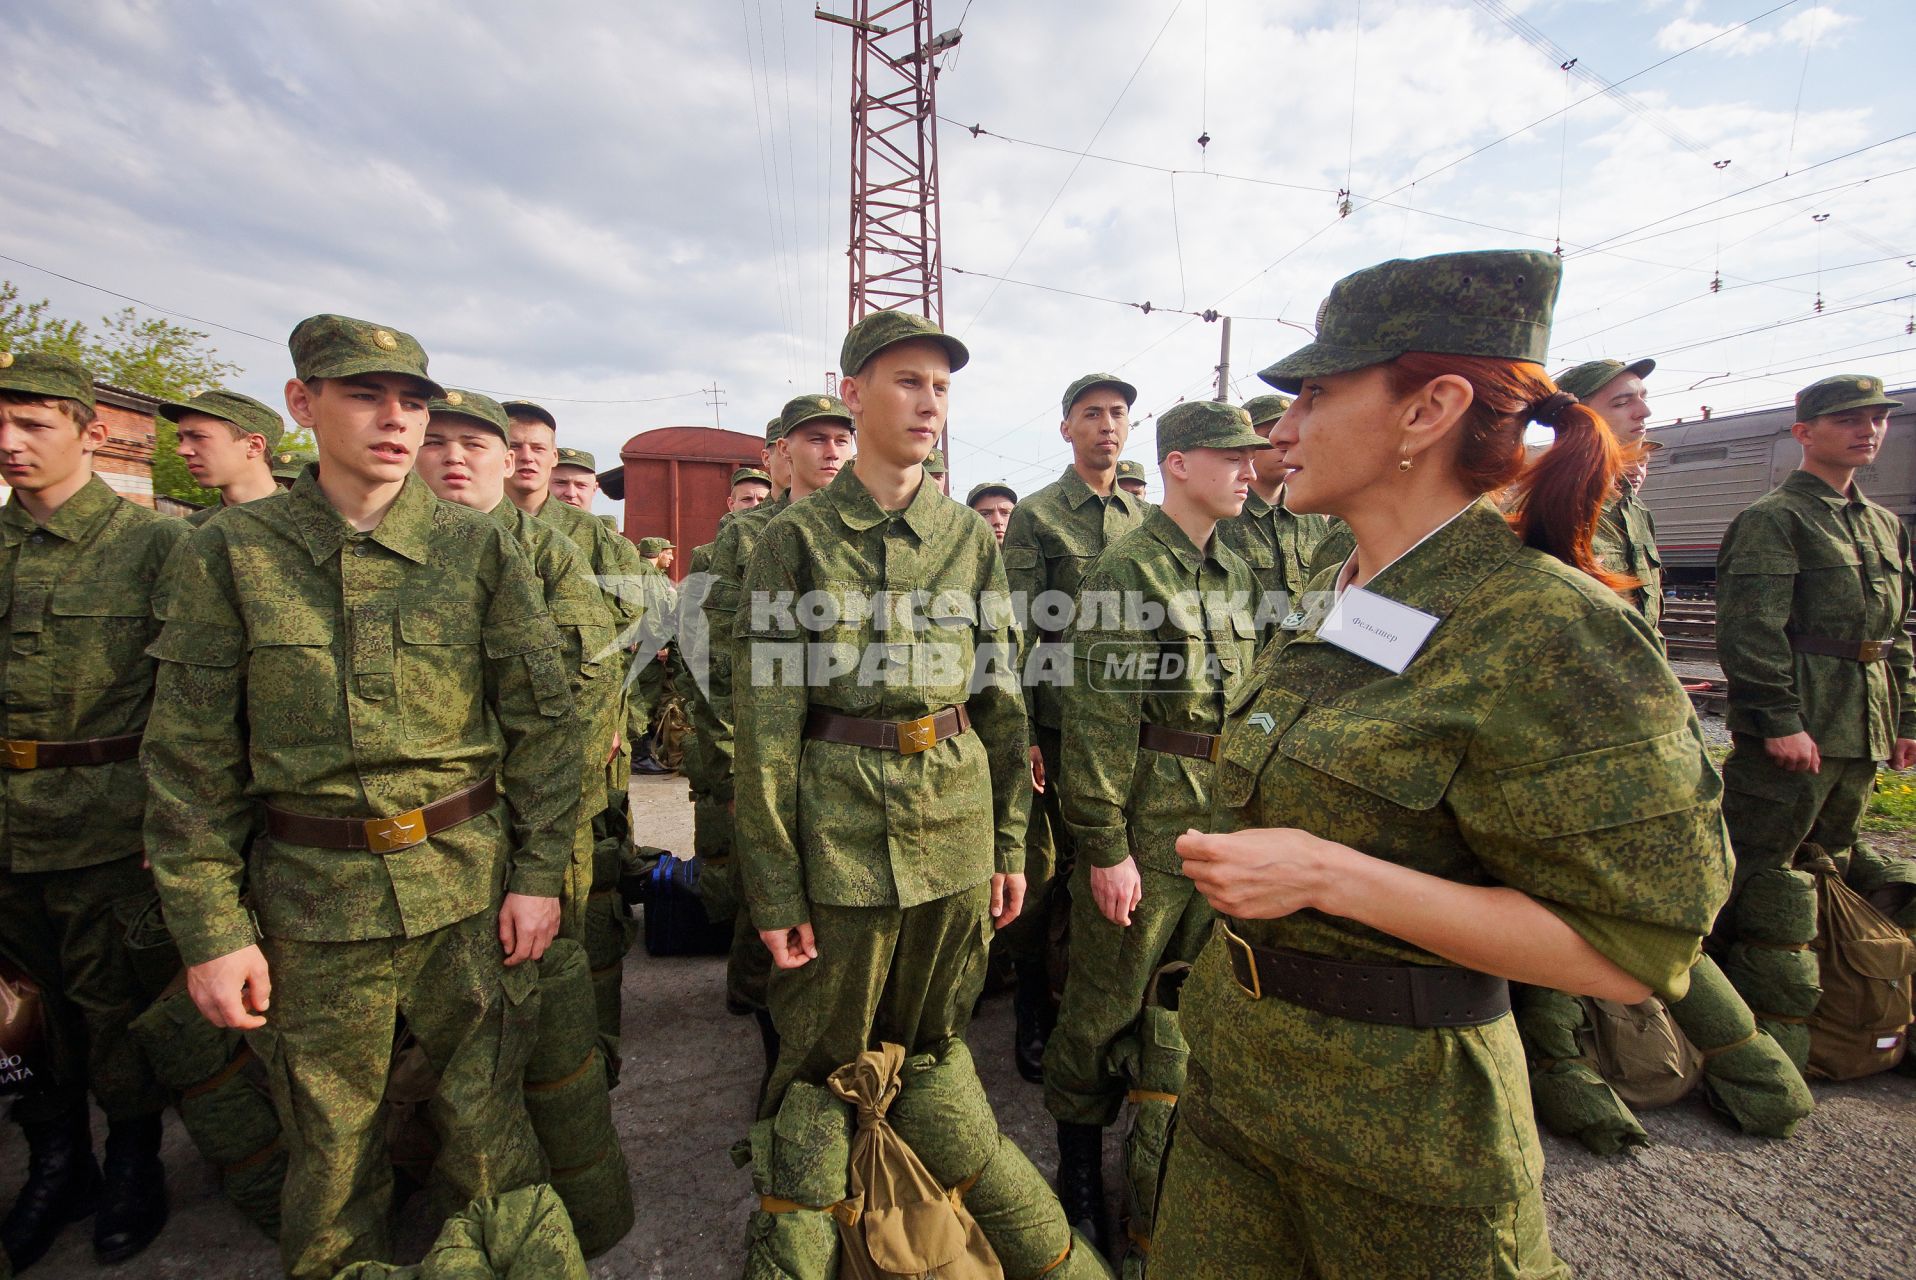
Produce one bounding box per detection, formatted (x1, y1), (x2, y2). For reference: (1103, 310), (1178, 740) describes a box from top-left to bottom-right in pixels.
(1384, 354), (1628, 587)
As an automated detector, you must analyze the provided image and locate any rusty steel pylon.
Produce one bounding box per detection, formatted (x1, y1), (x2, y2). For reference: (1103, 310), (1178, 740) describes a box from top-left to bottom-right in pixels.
(819, 1), (953, 328)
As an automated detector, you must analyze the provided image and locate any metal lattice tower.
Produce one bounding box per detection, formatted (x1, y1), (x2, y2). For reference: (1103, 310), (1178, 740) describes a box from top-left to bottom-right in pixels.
(823, 1), (950, 327)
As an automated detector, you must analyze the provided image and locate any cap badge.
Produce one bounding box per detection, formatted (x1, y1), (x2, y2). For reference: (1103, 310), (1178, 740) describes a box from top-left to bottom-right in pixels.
(373, 329), (399, 351)
(816, 397), (831, 410)
(445, 390), (465, 406)
(0, 352), (13, 369)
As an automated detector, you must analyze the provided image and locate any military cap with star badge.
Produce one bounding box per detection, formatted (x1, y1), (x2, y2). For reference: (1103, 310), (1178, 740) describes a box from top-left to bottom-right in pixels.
(270, 447), (318, 483)
(1796, 373), (1903, 422)
(1554, 357), (1655, 402)
(638, 537), (674, 556)
(923, 448), (946, 477)
(0, 350), (97, 407)
(1154, 400), (1272, 463)
(427, 387), (510, 439)
(500, 399), (557, 430)
(554, 446), (597, 472)
(779, 392), (853, 438)
(966, 481), (1018, 507)
(1241, 393), (1294, 429)
(158, 388), (285, 446)
(1259, 250), (1561, 393)
(1061, 371), (1138, 418)
(288, 313), (443, 397)
(731, 466), (773, 488)
(838, 310), (970, 377)
(1114, 459), (1147, 483)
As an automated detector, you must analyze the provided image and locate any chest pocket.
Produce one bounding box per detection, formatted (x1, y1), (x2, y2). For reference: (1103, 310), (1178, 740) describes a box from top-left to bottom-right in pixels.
(551, 597), (616, 677)
(246, 602), (339, 745)
(398, 602), (490, 743)
(917, 592), (980, 705)
(50, 582), (152, 689)
(1211, 684), (1307, 815)
(1278, 706), (1463, 813)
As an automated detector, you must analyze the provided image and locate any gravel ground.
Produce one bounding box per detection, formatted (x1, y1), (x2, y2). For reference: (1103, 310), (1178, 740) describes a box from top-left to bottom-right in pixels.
(8, 774), (1914, 1279)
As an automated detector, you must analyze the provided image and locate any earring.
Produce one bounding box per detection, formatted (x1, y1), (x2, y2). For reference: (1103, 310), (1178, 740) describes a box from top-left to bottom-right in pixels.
(1398, 449), (1413, 473)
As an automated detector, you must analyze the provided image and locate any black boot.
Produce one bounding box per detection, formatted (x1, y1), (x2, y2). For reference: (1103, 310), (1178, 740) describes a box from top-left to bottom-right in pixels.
(93, 1114), (166, 1264)
(1055, 1121), (1111, 1259)
(1, 1114), (101, 1272)
(753, 1008), (781, 1109)
(1012, 965), (1054, 1084)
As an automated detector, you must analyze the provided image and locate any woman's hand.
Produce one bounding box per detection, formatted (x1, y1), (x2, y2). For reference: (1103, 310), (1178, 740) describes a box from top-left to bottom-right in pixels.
(1175, 827), (1341, 919)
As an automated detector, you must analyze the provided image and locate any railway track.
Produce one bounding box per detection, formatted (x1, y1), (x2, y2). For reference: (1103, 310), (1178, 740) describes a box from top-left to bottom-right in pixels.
(1659, 598), (1916, 718)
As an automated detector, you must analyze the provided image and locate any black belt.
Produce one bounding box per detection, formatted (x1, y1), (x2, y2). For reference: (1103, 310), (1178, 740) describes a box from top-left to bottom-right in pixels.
(0, 733), (143, 770)
(1220, 923), (1510, 1028)
(1138, 724), (1220, 762)
(802, 705), (971, 755)
(1788, 634), (1896, 662)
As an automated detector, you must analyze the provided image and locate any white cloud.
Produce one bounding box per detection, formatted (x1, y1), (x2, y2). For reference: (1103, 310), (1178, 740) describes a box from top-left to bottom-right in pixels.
(1655, 4), (1855, 55)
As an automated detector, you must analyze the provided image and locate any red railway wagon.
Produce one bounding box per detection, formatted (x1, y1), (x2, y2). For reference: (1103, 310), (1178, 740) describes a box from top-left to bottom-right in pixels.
(600, 426), (765, 582)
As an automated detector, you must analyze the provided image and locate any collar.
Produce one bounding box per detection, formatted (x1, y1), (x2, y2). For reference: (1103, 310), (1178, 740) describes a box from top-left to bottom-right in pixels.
(285, 469), (437, 565)
(487, 497), (525, 530)
(1783, 468), (1867, 509)
(0, 474), (120, 546)
(1241, 490), (1275, 520)
(1056, 464), (1142, 517)
(1338, 499), (1520, 622)
(823, 465), (944, 539)
(1144, 505), (1218, 574)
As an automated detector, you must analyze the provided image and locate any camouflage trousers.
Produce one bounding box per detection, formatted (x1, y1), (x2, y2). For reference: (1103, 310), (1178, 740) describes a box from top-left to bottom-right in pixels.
(0, 853), (169, 1125)
(1044, 861), (1212, 1127)
(1721, 737), (1876, 893)
(1002, 723), (1072, 973)
(1152, 1091), (1567, 1280)
(759, 883), (993, 1119)
(253, 911), (544, 1279)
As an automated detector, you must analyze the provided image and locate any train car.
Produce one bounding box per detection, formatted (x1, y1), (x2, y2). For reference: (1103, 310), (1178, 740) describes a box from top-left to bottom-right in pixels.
(602, 425), (765, 582)
(1636, 385), (1916, 582)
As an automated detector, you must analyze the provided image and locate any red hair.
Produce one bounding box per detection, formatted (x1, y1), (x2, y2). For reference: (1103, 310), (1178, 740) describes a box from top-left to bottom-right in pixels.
(1383, 354), (1629, 588)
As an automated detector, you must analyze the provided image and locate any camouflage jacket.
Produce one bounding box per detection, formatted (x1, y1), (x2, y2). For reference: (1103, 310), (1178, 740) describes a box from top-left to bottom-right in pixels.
(1717, 469), (1915, 756)
(492, 499), (622, 821)
(1593, 484), (1663, 634)
(1190, 499), (1730, 1205)
(1061, 508), (1258, 874)
(1215, 487), (1332, 646)
(733, 469), (1029, 931)
(1001, 467), (1147, 730)
(698, 496), (789, 801)
(1304, 517), (1356, 583)
(0, 476), (187, 872)
(142, 472), (580, 965)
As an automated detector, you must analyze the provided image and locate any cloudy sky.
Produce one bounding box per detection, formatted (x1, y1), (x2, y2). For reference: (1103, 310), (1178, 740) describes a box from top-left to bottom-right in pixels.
(5, 0), (1913, 510)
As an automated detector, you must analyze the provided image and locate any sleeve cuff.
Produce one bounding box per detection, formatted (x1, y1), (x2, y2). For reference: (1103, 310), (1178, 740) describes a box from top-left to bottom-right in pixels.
(750, 897), (809, 933)
(176, 914), (261, 969)
(1729, 707), (1805, 740)
(1069, 822), (1130, 869)
(507, 863), (566, 899)
(1540, 901), (1702, 1002)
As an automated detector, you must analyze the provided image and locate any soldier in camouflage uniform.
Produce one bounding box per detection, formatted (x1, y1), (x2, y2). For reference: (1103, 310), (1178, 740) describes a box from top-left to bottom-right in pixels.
(418, 390), (621, 940)
(549, 446), (600, 510)
(0, 352), (185, 1269)
(967, 481), (1017, 544)
(704, 398), (853, 1090)
(143, 316), (579, 1278)
(1000, 372), (1149, 1082)
(1218, 393), (1334, 646)
(1114, 458), (1148, 501)
(735, 311), (1029, 1117)
(923, 446), (948, 494)
(1151, 252), (1731, 1279)
(164, 389), (285, 525)
(1045, 400), (1267, 1255)
(1559, 358), (1664, 633)
(630, 537), (678, 775)
(1715, 375), (1915, 1032)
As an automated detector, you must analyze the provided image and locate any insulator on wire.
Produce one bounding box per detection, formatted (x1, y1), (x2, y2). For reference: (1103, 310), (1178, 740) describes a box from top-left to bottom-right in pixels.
(1813, 292), (1824, 313)
(1336, 188), (1352, 218)
(1710, 273), (1721, 293)
(1197, 131), (1210, 150)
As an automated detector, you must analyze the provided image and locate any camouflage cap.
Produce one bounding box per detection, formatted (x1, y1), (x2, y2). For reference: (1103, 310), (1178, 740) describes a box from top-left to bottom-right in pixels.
(923, 448), (946, 476)
(0, 350), (96, 407)
(1062, 372), (1138, 418)
(1258, 250), (1561, 393)
(158, 388), (285, 445)
(1796, 373), (1903, 422)
(1115, 459), (1147, 482)
(638, 536), (674, 556)
(780, 393), (853, 438)
(270, 446), (317, 481)
(731, 466), (773, 488)
(501, 400), (557, 431)
(1155, 400), (1272, 463)
(763, 415), (791, 445)
(1241, 393), (1294, 429)
(839, 310), (970, 377)
(1555, 357), (1655, 402)
(288, 314), (443, 397)
(427, 387), (510, 439)
(966, 481), (1018, 507)
(554, 446), (597, 472)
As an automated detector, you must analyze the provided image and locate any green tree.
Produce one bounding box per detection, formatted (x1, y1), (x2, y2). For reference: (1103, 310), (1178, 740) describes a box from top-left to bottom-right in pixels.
(1, 282), (246, 505)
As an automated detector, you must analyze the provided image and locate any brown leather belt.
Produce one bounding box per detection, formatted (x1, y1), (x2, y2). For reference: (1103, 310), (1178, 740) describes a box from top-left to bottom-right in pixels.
(0, 733), (142, 771)
(263, 777), (498, 855)
(1789, 634), (1896, 662)
(803, 705), (971, 755)
(1138, 724), (1220, 762)
(1220, 923), (1510, 1028)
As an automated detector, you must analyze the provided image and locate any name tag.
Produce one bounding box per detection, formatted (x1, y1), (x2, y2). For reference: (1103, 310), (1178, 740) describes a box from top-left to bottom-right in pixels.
(1318, 586), (1440, 674)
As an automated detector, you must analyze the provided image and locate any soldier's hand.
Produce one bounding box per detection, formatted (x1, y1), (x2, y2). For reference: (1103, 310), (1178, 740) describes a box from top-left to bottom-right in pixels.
(1177, 827), (1333, 920)
(1764, 732), (1822, 774)
(188, 944), (272, 1030)
(499, 893), (561, 966)
(1090, 857), (1143, 927)
(990, 872), (1026, 929)
(762, 923), (818, 969)
(1028, 746), (1046, 794)
(1892, 737), (1916, 771)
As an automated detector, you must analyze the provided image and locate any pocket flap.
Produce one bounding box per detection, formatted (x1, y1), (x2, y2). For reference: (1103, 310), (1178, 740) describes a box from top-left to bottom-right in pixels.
(149, 620), (244, 667)
(1280, 706), (1460, 811)
(50, 582), (146, 618)
(400, 602), (482, 645)
(1496, 729), (1708, 838)
(1839, 935), (1916, 982)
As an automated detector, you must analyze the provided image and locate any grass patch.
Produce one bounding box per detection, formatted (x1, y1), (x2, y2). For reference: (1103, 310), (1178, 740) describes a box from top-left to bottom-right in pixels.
(1867, 772), (1916, 833)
